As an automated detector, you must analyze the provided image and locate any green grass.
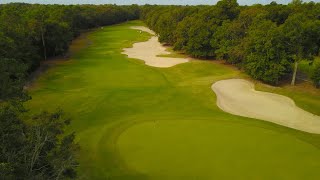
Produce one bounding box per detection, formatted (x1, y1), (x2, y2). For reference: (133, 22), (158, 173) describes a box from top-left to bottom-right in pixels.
(27, 20), (320, 180)
(299, 57), (320, 77)
(156, 46), (188, 58)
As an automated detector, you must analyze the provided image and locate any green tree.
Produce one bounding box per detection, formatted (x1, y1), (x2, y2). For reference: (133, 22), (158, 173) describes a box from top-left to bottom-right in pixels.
(27, 5), (49, 60)
(281, 14), (320, 85)
(0, 58), (27, 100)
(212, 6), (267, 63)
(185, 13), (218, 58)
(0, 104), (79, 179)
(244, 20), (290, 84)
(154, 6), (197, 45)
(265, 3), (291, 24)
(173, 16), (195, 51)
(216, 0), (240, 20)
(212, 20), (246, 63)
(290, 0), (303, 5)
(0, 102), (27, 178)
(0, 4), (40, 71)
(26, 109), (79, 179)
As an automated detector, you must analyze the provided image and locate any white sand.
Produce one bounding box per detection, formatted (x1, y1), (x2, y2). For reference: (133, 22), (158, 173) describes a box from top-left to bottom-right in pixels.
(122, 26), (189, 68)
(212, 79), (320, 134)
(130, 26), (156, 35)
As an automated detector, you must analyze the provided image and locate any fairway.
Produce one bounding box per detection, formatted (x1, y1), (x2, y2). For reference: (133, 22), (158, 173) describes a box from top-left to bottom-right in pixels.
(27, 21), (320, 179)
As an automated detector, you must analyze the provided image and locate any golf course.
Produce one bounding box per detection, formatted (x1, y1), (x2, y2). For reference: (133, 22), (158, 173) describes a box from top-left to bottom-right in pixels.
(26, 21), (320, 179)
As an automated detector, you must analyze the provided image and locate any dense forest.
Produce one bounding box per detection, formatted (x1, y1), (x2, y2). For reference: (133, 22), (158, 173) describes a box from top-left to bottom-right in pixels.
(0, 3), (139, 179)
(141, 0), (320, 85)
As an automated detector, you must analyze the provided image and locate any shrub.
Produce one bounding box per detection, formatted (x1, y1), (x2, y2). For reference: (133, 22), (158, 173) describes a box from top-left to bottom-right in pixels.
(311, 63), (320, 88)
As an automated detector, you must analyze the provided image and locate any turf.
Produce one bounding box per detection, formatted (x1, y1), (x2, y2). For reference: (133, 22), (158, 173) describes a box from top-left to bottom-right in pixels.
(27, 20), (320, 180)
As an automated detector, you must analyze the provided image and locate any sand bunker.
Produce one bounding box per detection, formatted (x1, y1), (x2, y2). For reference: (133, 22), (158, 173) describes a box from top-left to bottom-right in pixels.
(122, 26), (189, 68)
(130, 26), (156, 35)
(212, 79), (320, 134)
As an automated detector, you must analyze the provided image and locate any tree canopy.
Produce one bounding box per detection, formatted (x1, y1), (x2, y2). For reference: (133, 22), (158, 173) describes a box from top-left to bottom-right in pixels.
(141, 0), (320, 85)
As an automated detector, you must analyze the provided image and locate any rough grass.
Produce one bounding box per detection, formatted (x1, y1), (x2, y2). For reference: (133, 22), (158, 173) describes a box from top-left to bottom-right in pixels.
(299, 57), (320, 77)
(27, 21), (320, 180)
(156, 46), (188, 58)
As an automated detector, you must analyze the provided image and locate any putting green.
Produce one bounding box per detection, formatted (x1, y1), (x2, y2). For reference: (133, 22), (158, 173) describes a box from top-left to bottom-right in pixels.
(27, 20), (320, 179)
(118, 120), (320, 180)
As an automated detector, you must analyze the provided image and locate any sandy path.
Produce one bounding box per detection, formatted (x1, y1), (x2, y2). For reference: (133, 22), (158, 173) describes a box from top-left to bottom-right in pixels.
(212, 79), (320, 134)
(122, 26), (189, 68)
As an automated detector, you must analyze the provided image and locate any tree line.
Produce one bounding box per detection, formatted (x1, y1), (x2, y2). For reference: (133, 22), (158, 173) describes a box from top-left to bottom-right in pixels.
(0, 3), (139, 179)
(141, 0), (320, 86)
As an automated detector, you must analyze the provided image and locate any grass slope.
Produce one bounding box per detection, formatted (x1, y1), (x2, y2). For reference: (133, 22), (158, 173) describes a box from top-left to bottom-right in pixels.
(27, 21), (320, 180)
